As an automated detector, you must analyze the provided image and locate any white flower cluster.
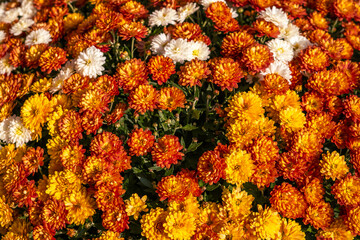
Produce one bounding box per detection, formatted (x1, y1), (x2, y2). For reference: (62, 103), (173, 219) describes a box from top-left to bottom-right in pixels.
(0, 115), (32, 148)
(50, 60), (76, 94)
(149, 2), (199, 26)
(151, 33), (210, 64)
(257, 6), (312, 84)
(75, 46), (106, 79)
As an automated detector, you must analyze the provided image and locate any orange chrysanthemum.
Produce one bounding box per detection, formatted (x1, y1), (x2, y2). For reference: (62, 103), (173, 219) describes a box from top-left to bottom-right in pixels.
(247, 136), (279, 165)
(241, 44), (274, 73)
(158, 87), (186, 112)
(331, 174), (360, 207)
(298, 46), (330, 73)
(127, 128), (155, 156)
(209, 57), (244, 91)
(156, 175), (189, 202)
(22, 147), (44, 175)
(151, 135), (184, 168)
(120, 0), (148, 20)
(221, 31), (255, 58)
(58, 110), (83, 142)
(309, 11), (329, 30)
(104, 102), (127, 124)
(62, 73), (90, 95)
(301, 91), (325, 113)
(307, 69), (351, 96)
(25, 44), (48, 69)
(39, 47), (67, 74)
(170, 23), (204, 42)
(302, 178), (325, 205)
(178, 59), (211, 87)
(303, 200), (334, 230)
(116, 58), (148, 92)
(60, 143), (86, 173)
(118, 21), (148, 41)
(345, 206), (360, 235)
(197, 150), (226, 185)
(90, 131), (123, 158)
(344, 95), (360, 121)
(270, 182), (308, 219)
(78, 88), (112, 113)
(42, 198), (67, 231)
(81, 110), (103, 135)
(260, 73), (290, 95)
(128, 84), (159, 114)
(102, 201), (129, 233)
(253, 19), (280, 38)
(147, 55), (175, 85)
(333, 0), (355, 20)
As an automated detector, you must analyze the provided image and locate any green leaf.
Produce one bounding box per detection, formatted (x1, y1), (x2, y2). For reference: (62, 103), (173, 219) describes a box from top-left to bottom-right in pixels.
(187, 142), (202, 152)
(138, 176), (153, 189)
(192, 109), (201, 120)
(206, 183), (220, 191)
(148, 166), (163, 171)
(182, 124), (198, 131)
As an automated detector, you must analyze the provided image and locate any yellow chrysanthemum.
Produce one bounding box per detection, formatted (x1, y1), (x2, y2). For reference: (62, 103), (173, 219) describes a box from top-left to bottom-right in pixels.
(168, 195), (200, 217)
(0, 196), (13, 227)
(249, 205), (282, 240)
(51, 94), (73, 110)
(164, 211), (196, 240)
(279, 107), (306, 133)
(218, 219), (246, 240)
(226, 119), (258, 148)
(0, 101), (15, 121)
(46, 170), (82, 201)
(224, 149), (255, 186)
(320, 151), (349, 180)
(64, 13), (85, 31)
(47, 106), (68, 137)
(36, 175), (50, 202)
(140, 207), (170, 240)
(65, 188), (96, 225)
(279, 218), (305, 240)
(267, 90), (301, 122)
(20, 93), (53, 132)
(125, 193), (148, 220)
(225, 91), (264, 121)
(316, 218), (354, 239)
(196, 202), (222, 227)
(221, 186), (254, 220)
(1, 232), (27, 240)
(30, 78), (51, 93)
(8, 218), (31, 237)
(0, 144), (17, 174)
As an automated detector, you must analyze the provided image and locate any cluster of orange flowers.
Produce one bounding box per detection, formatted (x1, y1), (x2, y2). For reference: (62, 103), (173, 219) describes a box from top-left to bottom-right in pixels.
(1, 0), (360, 239)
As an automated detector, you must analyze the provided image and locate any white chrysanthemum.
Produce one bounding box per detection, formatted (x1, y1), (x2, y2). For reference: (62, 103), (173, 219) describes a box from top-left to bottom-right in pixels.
(0, 30), (6, 43)
(7, 116), (32, 147)
(0, 7), (21, 23)
(163, 38), (192, 64)
(278, 23), (300, 40)
(75, 46), (106, 78)
(10, 19), (34, 36)
(20, 0), (37, 19)
(177, 3), (199, 23)
(25, 29), (52, 46)
(0, 54), (14, 75)
(149, 8), (178, 27)
(0, 117), (11, 143)
(230, 7), (238, 18)
(258, 6), (289, 29)
(199, 0), (226, 9)
(188, 40), (210, 61)
(267, 38), (294, 62)
(150, 33), (172, 55)
(260, 60), (292, 84)
(288, 35), (313, 56)
(50, 60), (76, 94)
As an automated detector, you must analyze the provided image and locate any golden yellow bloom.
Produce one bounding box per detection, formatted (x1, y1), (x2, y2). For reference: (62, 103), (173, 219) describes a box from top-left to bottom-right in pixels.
(65, 188), (96, 225)
(0, 196), (13, 227)
(1, 232), (27, 240)
(249, 205), (282, 240)
(46, 106), (68, 137)
(168, 195), (200, 217)
(218, 219), (246, 239)
(64, 13), (85, 32)
(46, 170), (82, 201)
(196, 202), (222, 227)
(221, 186), (254, 220)
(279, 218), (305, 240)
(36, 175), (50, 202)
(30, 78), (51, 93)
(51, 94), (73, 110)
(8, 218), (31, 237)
(279, 107), (306, 133)
(320, 151), (349, 180)
(125, 193), (148, 220)
(0, 144), (17, 174)
(332, 174), (360, 207)
(140, 207), (170, 240)
(267, 90), (301, 122)
(226, 91), (264, 121)
(164, 211), (196, 240)
(224, 149), (255, 186)
(47, 135), (69, 163)
(316, 218), (354, 239)
(21, 93), (53, 133)
(0, 101), (15, 121)
(226, 119), (258, 148)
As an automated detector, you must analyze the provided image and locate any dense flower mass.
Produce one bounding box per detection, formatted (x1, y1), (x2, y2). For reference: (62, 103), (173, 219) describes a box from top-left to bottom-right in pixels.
(0, 0), (360, 239)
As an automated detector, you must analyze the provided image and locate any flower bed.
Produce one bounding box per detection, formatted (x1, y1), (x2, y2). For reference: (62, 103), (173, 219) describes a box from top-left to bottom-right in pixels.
(1, 0), (360, 239)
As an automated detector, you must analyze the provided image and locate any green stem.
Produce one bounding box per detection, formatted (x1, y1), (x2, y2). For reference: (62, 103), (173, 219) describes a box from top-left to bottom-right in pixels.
(131, 37), (135, 58)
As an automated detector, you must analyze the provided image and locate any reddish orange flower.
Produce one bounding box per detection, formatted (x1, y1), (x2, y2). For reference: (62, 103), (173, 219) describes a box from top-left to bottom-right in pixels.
(333, 0), (355, 21)
(147, 55), (175, 85)
(156, 174), (189, 202)
(116, 58), (148, 92)
(260, 73), (289, 95)
(62, 73), (90, 94)
(152, 135), (184, 168)
(178, 59), (211, 87)
(247, 136), (279, 165)
(60, 143), (86, 173)
(39, 47), (67, 74)
(307, 29), (332, 45)
(90, 131), (123, 158)
(253, 19), (280, 38)
(81, 110), (103, 135)
(302, 178), (325, 205)
(270, 182), (308, 219)
(250, 163), (278, 188)
(301, 91), (325, 113)
(331, 173), (360, 207)
(58, 110), (83, 142)
(93, 75), (119, 97)
(309, 11), (329, 30)
(102, 200), (129, 233)
(209, 57), (244, 91)
(78, 88), (112, 113)
(11, 180), (37, 208)
(120, 0), (148, 20)
(242, 44), (274, 73)
(158, 87), (186, 112)
(22, 147), (44, 175)
(32, 225), (55, 240)
(25, 44), (48, 69)
(221, 31), (255, 58)
(206, 2), (233, 26)
(307, 70), (351, 96)
(104, 102), (127, 124)
(177, 169), (203, 198)
(118, 21), (148, 41)
(127, 128), (155, 156)
(128, 84), (159, 114)
(197, 150), (226, 185)
(344, 95), (360, 122)
(42, 198), (67, 231)
(170, 22), (209, 44)
(303, 200), (334, 230)
(96, 184), (126, 212)
(299, 46), (330, 73)
(344, 22), (360, 51)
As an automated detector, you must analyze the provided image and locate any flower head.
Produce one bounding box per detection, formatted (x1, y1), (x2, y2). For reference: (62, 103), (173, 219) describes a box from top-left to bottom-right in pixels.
(75, 46), (106, 78)
(25, 29), (52, 46)
(152, 135), (184, 168)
